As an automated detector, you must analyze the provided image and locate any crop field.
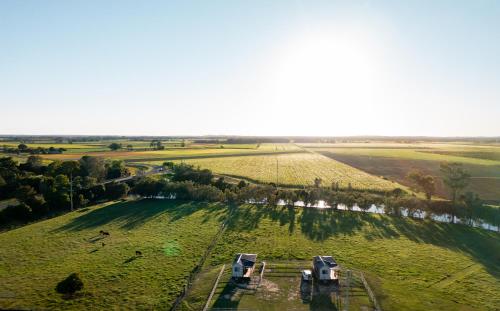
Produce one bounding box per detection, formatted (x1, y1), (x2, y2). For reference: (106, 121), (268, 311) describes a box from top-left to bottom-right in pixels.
(183, 205), (500, 311)
(312, 144), (500, 201)
(36, 144), (301, 162)
(160, 152), (402, 191)
(0, 199), (227, 310)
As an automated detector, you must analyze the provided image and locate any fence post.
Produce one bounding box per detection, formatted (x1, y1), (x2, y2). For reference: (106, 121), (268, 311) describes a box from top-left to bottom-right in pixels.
(202, 264), (226, 311)
(359, 271), (382, 311)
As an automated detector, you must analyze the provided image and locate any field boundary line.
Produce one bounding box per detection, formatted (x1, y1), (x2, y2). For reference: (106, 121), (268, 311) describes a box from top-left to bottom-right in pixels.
(203, 264), (226, 311)
(170, 208), (233, 311)
(428, 263), (480, 289)
(358, 271), (382, 311)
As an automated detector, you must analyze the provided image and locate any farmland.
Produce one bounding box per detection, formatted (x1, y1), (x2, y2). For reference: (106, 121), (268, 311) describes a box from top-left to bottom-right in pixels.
(309, 143), (500, 201)
(34, 143), (301, 162)
(0, 199), (227, 310)
(1, 200), (499, 311)
(148, 152), (403, 191)
(3, 140), (500, 199)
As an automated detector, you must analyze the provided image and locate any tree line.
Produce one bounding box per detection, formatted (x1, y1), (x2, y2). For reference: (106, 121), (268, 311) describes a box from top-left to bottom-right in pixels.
(2, 143), (66, 154)
(0, 156), (130, 226)
(131, 163), (491, 226)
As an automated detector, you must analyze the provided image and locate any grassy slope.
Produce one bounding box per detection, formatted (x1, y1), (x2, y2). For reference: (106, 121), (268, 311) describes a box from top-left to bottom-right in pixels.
(189, 205), (500, 311)
(1, 200), (499, 310)
(0, 200), (227, 310)
(165, 153), (402, 191)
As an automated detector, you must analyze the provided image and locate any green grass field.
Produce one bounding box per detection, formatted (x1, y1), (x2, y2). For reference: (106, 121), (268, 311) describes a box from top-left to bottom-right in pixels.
(161, 152), (403, 191)
(183, 205), (500, 311)
(0, 199), (227, 310)
(1, 200), (499, 310)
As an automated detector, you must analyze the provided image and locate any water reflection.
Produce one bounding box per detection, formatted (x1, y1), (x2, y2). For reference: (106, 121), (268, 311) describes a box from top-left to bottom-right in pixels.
(272, 200), (499, 232)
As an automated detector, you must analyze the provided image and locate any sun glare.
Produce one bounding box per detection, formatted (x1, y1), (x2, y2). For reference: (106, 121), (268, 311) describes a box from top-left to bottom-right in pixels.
(273, 29), (379, 121)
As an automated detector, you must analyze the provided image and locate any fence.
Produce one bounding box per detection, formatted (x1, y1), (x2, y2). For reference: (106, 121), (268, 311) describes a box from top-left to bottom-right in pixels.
(170, 210), (232, 311)
(257, 261), (266, 288)
(358, 271), (382, 311)
(202, 264), (226, 311)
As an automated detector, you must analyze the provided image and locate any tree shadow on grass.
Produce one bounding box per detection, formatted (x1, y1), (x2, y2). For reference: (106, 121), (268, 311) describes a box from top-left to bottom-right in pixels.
(225, 205), (500, 279)
(211, 280), (242, 310)
(52, 199), (228, 233)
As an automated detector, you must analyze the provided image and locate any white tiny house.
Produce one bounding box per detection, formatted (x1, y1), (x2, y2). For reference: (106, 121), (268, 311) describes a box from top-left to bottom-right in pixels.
(313, 256), (339, 284)
(232, 253), (257, 279)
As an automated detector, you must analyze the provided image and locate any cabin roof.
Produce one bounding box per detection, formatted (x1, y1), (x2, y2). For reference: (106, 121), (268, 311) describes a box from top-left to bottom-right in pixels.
(233, 253), (257, 267)
(313, 255), (338, 269)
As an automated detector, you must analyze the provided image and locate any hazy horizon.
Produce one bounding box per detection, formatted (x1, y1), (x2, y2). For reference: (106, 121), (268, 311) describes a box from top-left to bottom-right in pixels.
(1, 0), (499, 136)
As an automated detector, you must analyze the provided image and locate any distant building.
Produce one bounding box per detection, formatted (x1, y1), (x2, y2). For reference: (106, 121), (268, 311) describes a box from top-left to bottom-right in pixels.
(232, 253), (257, 278)
(313, 255), (339, 283)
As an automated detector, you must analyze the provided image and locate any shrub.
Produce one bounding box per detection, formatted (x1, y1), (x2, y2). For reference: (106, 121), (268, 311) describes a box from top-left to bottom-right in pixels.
(56, 273), (84, 294)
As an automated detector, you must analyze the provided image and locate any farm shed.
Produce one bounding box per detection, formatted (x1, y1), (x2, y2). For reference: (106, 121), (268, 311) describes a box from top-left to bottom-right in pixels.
(232, 253), (257, 278)
(313, 255), (340, 283)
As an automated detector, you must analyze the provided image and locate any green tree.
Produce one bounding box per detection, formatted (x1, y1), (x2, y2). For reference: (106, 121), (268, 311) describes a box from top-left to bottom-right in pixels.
(407, 170), (436, 200)
(314, 177), (322, 188)
(79, 156), (106, 181)
(106, 160), (129, 179)
(15, 185), (37, 203)
(440, 162), (470, 203)
(18, 143), (28, 151)
(26, 155), (43, 169)
(108, 143), (122, 151)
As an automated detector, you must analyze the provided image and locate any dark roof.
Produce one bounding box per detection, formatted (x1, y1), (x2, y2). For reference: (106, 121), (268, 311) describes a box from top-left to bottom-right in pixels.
(313, 256), (337, 269)
(233, 253), (257, 267)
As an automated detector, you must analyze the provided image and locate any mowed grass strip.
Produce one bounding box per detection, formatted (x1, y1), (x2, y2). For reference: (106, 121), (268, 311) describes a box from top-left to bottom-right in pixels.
(169, 152), (401, 191)
(0, 199), (227, 310)
(196, 205), (500, 311)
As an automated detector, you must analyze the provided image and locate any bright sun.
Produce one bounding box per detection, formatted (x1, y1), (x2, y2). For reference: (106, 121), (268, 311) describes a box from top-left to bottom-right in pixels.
(272, 29), (380, 124)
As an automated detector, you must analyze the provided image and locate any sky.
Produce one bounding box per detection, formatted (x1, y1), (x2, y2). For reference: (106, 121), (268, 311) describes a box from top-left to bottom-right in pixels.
(1, 0), (499, 137)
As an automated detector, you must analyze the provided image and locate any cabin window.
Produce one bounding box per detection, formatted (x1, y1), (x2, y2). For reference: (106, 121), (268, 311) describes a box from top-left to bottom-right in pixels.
(322, 270), (327, 274)
(234, 267), (239, 272)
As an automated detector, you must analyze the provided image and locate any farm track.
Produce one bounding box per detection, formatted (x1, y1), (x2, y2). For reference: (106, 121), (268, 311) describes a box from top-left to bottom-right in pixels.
(429, 264), (482, 289)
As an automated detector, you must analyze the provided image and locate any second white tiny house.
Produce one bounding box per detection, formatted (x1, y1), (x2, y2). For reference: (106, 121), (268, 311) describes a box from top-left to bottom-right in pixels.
(313, 255), (339, 284)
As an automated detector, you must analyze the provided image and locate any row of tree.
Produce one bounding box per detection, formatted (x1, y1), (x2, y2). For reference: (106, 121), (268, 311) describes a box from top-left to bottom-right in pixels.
(131, 163), (491, 225)
(2, 144), (66, 154)
(0, 156), (131, 226)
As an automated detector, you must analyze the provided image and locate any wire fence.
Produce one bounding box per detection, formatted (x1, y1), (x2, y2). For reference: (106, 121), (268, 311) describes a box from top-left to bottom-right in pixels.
(170, 210), (232, 311)
(202, 264), (226, 311)
(358, 271), (382, 311)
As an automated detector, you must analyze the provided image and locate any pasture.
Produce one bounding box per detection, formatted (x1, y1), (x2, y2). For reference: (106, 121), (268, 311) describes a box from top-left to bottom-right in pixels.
(0, 199), (227, 310)
(0, 200), (499, 310)
(183, 205), (500, 311)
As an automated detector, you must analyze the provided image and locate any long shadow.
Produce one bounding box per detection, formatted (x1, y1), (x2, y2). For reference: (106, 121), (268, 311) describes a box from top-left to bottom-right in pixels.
(52, 199), (227, 232)
(225, 205), (500, 279)
(211, 280), (241, 309)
